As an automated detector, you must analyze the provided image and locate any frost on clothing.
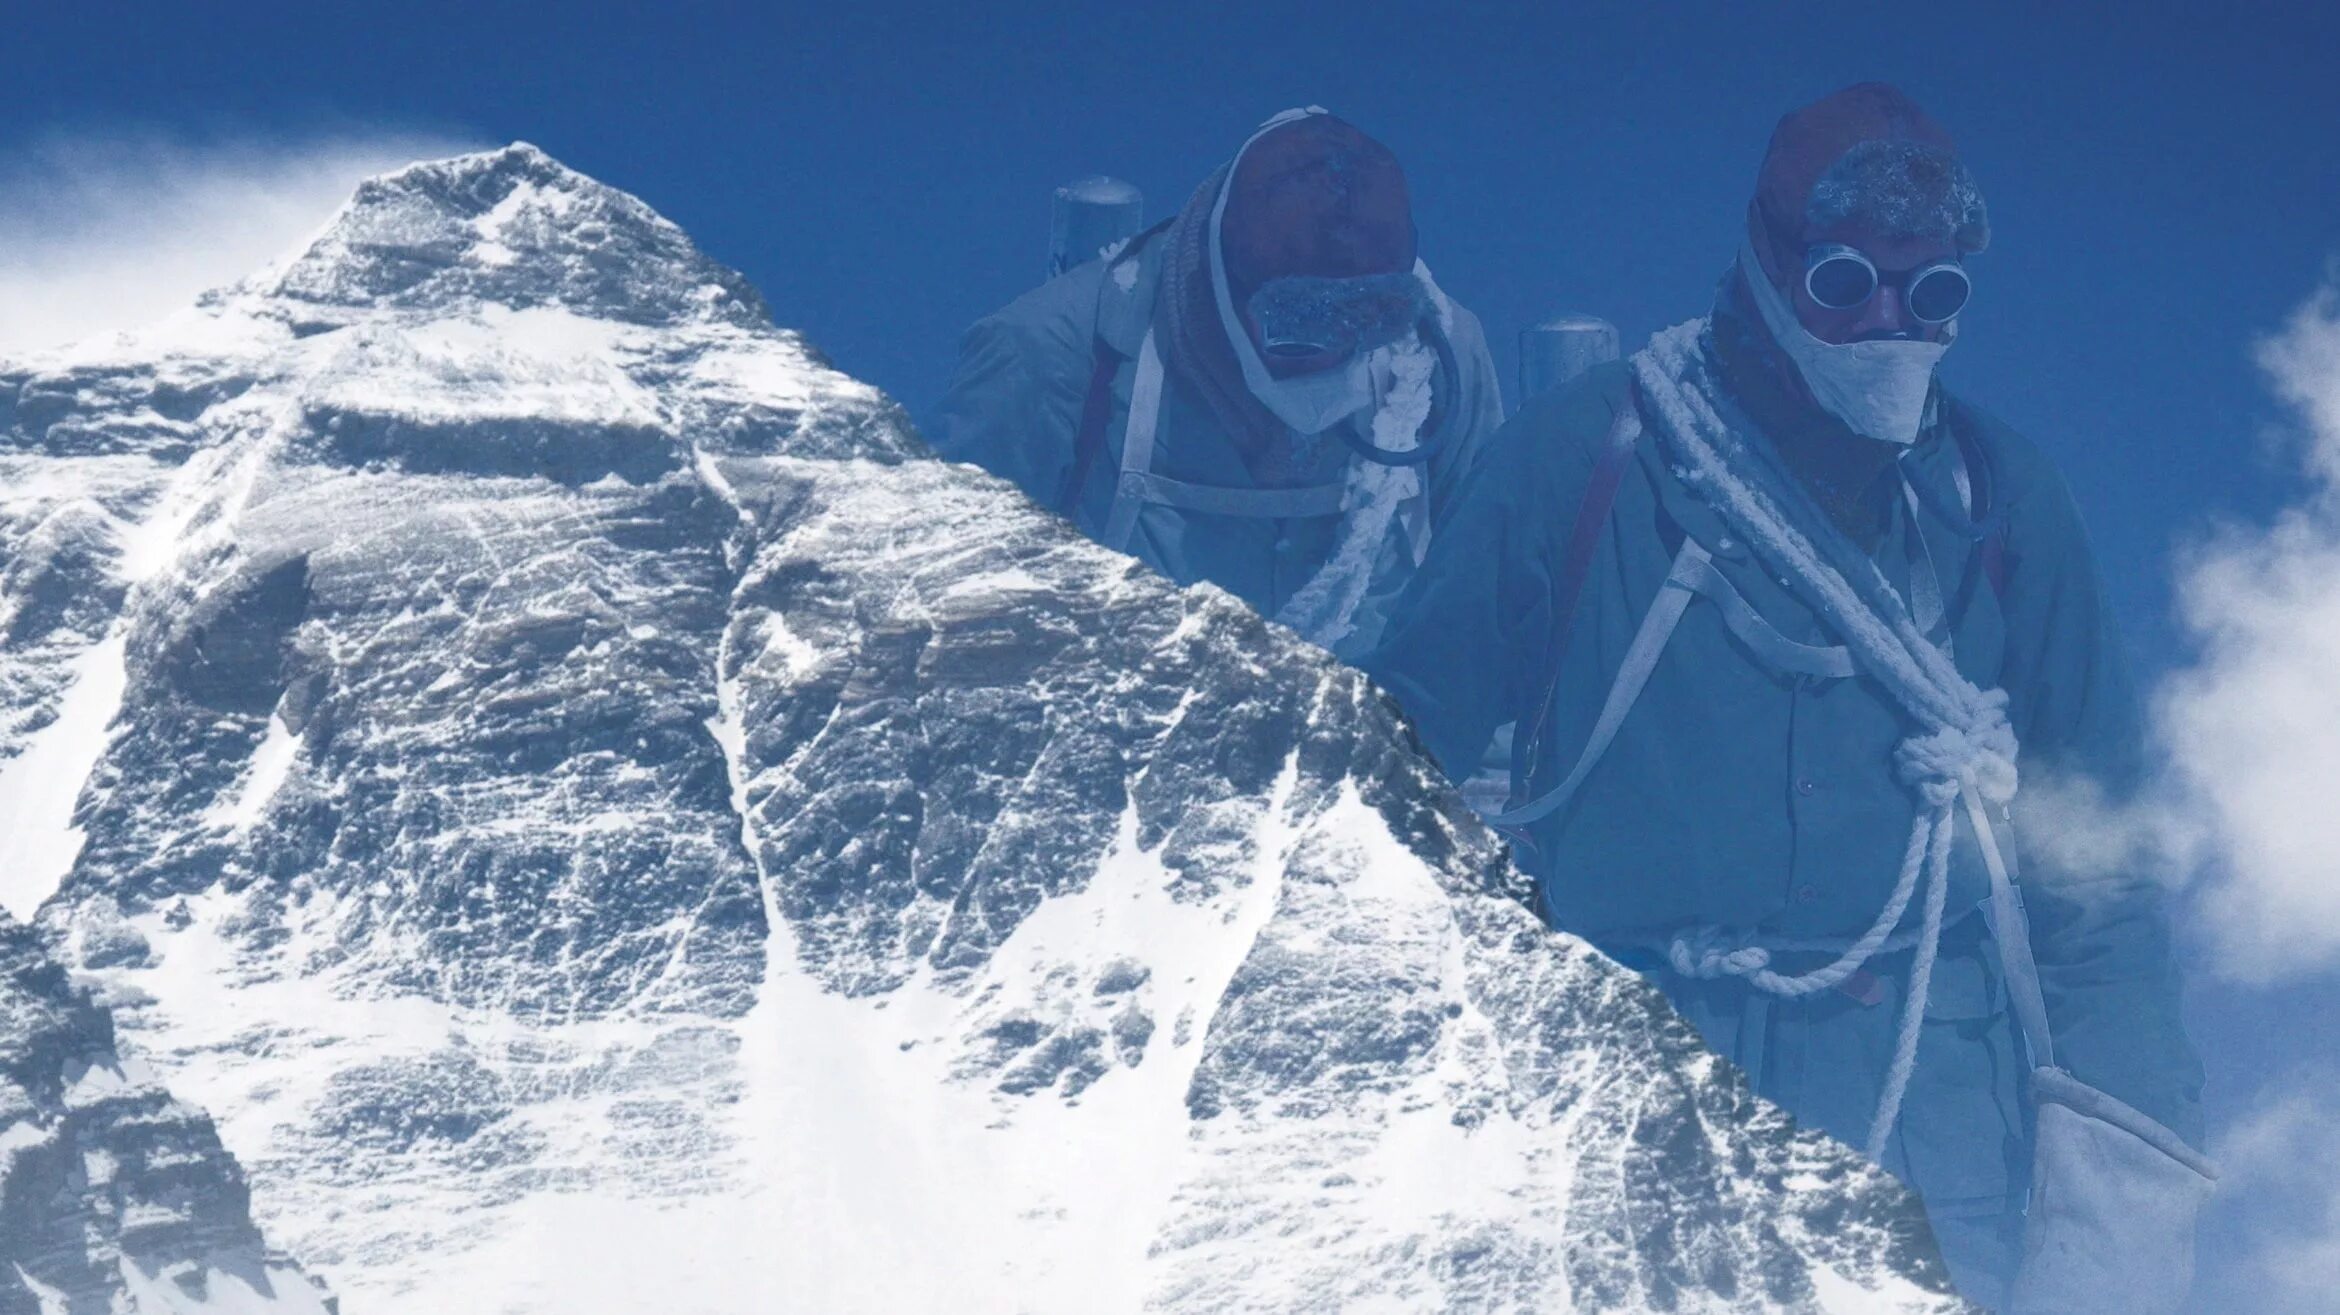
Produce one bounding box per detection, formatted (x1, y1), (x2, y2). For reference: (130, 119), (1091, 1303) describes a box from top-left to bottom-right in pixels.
(1242, 270), (1431, 362)
(1364, 282), (2204, 1308)
(930, 111), (1503, 660)
(1805, 139), (1991, 252)
(1273, 330), (1435, 649)
(1751, 81), (1992, 261)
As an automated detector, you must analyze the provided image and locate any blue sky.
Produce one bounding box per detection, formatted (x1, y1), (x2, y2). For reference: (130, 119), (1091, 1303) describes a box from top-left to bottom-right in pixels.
(11, 2), (2334, 649)
(7, 1), (2339, 1304)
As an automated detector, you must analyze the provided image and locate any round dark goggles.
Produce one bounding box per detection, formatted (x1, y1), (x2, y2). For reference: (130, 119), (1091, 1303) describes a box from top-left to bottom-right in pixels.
(1803, 243), (1972, 325)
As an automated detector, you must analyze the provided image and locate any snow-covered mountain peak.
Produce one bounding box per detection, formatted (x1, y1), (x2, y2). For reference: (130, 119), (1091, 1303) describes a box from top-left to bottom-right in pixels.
(243, 141), (769, 331)
(0, 150), (1967, 1312)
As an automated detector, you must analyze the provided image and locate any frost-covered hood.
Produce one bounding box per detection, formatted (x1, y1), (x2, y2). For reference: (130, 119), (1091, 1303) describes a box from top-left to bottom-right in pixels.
(0, 143), (1965, 1313)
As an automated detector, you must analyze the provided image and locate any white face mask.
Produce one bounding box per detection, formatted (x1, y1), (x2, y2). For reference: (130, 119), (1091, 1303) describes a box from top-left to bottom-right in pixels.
(1739, 242), (1953, 446)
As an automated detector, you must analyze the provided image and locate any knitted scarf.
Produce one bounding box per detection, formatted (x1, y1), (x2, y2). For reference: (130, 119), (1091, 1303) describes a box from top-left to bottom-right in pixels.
(1156, 168), (1291, 468)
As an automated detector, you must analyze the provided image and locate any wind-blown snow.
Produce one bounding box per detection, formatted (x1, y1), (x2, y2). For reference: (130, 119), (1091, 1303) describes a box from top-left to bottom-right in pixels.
(0, 129), (475, 353)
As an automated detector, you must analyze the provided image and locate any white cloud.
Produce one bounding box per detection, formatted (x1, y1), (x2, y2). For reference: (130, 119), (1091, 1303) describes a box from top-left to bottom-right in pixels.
(2154, 280), (2340, 983)
(2196, 1069), (2340, 1313)
(0, 128), (479, 353)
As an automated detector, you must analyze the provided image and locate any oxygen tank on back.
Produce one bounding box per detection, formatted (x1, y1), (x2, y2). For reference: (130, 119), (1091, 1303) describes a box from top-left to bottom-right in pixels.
(1517, 314), (1621, 407)
(1048, 177), (1144, 280)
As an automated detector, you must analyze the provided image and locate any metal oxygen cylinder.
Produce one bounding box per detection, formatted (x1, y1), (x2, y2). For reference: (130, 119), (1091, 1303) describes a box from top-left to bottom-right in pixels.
(1517, 314), (1621, 408)
(1048, 177), (1144, 280)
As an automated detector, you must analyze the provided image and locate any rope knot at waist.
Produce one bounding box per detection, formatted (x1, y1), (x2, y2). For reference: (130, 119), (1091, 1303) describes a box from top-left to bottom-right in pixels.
(1895, 694), (2019, 809)
(1668, 928), (1774, 981)
(1662, 922), (1930, 995)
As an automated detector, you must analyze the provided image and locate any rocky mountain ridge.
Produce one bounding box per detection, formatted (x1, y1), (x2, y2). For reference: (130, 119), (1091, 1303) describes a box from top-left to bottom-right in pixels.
(0, 144), (1963, 1313)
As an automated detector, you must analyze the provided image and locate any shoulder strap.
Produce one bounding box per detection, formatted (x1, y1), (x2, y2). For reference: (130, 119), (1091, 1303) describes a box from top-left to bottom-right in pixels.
(1058, 221), (1178, 516)
(1507, 403), (1646, 807)
(1100, 331), (1168, 551)
(1943, 402), (2012, 601)
(1056, 336), (1125, 514)
(1963, 786), (2056, 1070)
(1489, 537), (1701, 829)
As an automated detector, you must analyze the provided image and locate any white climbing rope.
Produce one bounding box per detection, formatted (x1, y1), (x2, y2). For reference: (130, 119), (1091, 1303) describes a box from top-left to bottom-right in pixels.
(1632, 318), (2021, 1161)
(1273, 331), (1434, 648)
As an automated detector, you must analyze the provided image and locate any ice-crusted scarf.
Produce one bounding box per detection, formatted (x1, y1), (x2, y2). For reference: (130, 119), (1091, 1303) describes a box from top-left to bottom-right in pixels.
(1272, 334), (1434, 648)
(1632, 317), (2020, 1159)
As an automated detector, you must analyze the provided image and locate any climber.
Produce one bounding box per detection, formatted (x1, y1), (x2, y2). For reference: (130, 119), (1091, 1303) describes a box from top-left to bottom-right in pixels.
(1364, 84), (2209, 1312)
(932, 107), (1503, 660)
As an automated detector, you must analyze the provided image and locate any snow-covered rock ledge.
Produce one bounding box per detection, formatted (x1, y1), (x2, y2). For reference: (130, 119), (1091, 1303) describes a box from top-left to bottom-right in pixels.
(0, 908), (330, 1313)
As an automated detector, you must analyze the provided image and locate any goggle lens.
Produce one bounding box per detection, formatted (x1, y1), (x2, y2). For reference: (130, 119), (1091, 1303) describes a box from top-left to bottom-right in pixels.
(1805, 253), (1878, 311)
(1905, 264), (1973, 324)
(1801, 245), (1973, 325)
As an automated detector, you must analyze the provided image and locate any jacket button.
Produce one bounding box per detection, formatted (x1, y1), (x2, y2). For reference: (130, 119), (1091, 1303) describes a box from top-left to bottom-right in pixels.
(1796, 884), (1819, 904)
(1796, 778), (1817, 796)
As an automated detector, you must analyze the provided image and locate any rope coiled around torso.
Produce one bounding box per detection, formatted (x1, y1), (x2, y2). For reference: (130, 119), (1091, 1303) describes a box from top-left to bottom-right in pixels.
(1632, 318), (2020, 1161)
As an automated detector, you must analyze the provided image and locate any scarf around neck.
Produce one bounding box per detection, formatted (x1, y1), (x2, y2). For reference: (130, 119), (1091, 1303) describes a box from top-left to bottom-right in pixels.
(1157, 168), (1295, 469)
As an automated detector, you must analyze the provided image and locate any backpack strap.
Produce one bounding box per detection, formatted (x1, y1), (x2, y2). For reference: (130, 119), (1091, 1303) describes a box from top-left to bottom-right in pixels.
(1497, 402), (1646, 837)
(1972, 466), (2012, 602)
(1963, 784), (2057, 1071)
(1099, 330), (1169, 552)
(1056, 337), (1125, 514)
(1057, 218), (1176, 517)
(1942, 401), (2013, 601)
(1488, 536), (1701, 830)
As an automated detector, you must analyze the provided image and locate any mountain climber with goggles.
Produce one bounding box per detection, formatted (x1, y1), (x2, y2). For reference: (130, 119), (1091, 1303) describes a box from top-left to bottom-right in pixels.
(1365, 84), (2208, 1311)
(935, 108), (1503, 658)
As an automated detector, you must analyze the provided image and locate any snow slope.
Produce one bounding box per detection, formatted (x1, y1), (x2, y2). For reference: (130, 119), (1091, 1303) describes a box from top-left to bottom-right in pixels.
(0, 144), (1964, 1313)
(0, 908), (329, 1314)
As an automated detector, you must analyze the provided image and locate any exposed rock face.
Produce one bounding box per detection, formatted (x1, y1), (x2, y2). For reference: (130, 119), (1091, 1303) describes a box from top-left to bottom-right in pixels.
(0, 910), (329, 1314)
(0, 144), (1966, 1313)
